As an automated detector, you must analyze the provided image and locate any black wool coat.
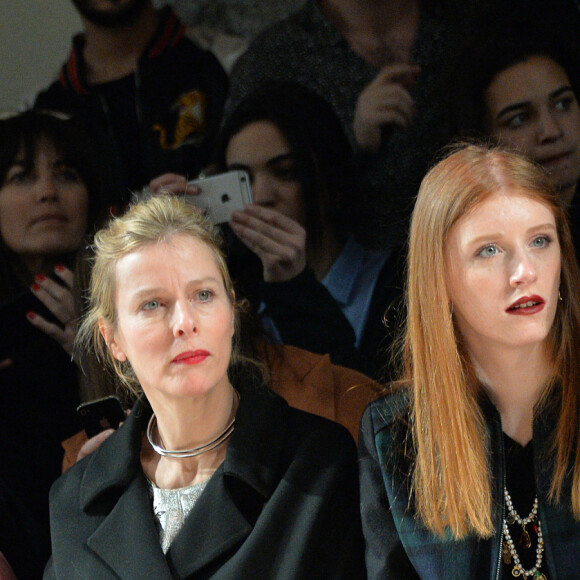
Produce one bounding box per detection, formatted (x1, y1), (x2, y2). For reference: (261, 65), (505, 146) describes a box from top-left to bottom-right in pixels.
(44, 377), (366, 579)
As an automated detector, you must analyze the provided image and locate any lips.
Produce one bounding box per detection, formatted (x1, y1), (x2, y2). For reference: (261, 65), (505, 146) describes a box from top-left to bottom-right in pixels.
(538, 151), (572, 169)
(30, 213), (68, 225)
(171, 350), (210, 365)
(506, 295), (545, 315)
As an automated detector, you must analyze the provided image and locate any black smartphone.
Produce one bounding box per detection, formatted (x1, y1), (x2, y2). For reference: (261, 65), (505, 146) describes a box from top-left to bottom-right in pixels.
(77, 395), (125, 438)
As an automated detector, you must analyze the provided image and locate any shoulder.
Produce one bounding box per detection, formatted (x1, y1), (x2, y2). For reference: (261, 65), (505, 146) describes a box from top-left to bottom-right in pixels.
(34, 80), (71, 109)
(360, 386), (412, 459)
(149, 32), (227, 80)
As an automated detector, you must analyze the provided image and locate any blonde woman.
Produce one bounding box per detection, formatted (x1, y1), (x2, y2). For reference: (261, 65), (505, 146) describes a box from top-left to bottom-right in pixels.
(45, 195), (365, 578)
(359, 143), (580, 579)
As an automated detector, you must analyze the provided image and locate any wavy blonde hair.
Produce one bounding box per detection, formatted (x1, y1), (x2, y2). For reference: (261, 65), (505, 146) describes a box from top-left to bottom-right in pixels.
(404, 142), (580, 538)
(75, 195), (244, 396)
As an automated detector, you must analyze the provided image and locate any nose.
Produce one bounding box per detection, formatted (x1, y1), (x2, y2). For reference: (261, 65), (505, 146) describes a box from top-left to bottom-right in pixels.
(172, 299), (198, 337)
(251, 173), (274, 207)
(34, 174), (59, 202)
(537, 110), (563, 143)
(509, 249), (538, 288)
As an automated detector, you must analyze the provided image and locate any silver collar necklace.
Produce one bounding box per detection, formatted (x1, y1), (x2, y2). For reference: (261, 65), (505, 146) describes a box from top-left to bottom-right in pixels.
(146, 390), (239, 459)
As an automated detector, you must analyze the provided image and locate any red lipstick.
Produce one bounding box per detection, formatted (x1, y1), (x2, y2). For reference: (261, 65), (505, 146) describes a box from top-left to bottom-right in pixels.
(171, 350), (210, 365)
(506, 295), (545, 315)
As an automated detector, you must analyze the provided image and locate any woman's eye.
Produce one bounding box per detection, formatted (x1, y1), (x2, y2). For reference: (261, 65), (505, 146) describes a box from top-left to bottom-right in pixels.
(477, 245), (499, 258)
(56, 167), (81, 182)
(5, 169), (30, 185)
(531, 235), (551, 248)
(273, 165), (299, 181)
(554, 96), (574, 113)
(142, 299), (161, 311)
(505, 112), (528, 129)
(197, 289), (214, 302)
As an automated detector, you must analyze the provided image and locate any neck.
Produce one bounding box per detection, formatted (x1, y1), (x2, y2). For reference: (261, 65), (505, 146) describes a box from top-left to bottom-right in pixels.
(81, 3), (160, 84)
(21, 254), (61, 279)
(308, 228), (344, 281)
(142, 380), (236, 489)
(321, 0), (418, 36)
(469, 341), (552, 446)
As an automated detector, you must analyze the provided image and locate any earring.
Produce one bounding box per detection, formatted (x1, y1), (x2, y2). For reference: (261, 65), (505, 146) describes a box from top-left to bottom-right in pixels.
(559, 291), (563, 302)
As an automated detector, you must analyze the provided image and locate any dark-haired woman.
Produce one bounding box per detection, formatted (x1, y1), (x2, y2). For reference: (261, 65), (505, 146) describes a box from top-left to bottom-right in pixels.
(0, 110), (104, 577)
(151, 83), (402, 377)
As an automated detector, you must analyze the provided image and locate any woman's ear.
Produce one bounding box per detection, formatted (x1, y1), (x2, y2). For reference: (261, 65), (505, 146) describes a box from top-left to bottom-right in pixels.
(99, 319), (127, 362)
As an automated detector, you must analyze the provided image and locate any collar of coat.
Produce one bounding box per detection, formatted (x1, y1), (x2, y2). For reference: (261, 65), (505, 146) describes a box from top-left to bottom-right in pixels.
(58, 6), (187, 95)
(78, 367), (289, 512)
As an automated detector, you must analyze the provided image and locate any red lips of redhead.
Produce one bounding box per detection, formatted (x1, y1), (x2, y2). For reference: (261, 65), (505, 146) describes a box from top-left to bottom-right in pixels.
(171, 350), (210, 364)
(506, 295), (545, 315)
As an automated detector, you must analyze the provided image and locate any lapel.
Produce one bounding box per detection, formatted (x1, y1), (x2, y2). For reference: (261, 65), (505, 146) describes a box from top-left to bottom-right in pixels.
(167, 469), (253, 577)
(79, 399), (172, 578)
(169, 377), (290, 578)
(87, 475), (172, 579)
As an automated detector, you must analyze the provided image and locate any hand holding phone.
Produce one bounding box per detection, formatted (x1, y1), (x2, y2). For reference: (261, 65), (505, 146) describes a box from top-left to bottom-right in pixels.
(183, 170), (253, 224)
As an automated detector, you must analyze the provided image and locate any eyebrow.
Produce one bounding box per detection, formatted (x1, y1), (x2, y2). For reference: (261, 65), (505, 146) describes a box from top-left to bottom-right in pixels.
(130, 277), (222, 300)
(227, 152), (297, 171)
(466, 223), (557, 247)
(496, 85), (574, 121)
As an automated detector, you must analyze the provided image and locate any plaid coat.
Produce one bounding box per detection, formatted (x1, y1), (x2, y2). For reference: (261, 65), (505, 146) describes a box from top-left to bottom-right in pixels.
(359, 388), (580, 579)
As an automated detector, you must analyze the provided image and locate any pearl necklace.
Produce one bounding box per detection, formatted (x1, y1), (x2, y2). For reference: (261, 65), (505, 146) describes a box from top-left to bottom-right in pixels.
(502, 488), (546, 579)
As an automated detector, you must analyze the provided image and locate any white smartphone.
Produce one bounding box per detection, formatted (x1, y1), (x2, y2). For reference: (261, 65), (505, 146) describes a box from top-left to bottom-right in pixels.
(184, 170), (253, 224)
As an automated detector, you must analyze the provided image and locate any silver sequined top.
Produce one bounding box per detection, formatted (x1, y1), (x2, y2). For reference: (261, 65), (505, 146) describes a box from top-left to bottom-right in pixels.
(148, 479), (209, 553)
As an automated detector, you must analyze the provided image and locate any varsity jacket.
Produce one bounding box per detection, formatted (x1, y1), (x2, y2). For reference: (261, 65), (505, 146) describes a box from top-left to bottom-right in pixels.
(34, 8), (228, 206)
(359, 388), (580, 579)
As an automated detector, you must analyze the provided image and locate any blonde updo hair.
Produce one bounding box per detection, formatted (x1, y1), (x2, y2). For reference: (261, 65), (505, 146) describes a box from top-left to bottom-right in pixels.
(75, 195), (241, 396)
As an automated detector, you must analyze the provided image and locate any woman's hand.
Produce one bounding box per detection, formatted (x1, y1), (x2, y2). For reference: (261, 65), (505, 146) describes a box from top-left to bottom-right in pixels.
(230, 205), (307, 283)
(149, 173), (200, 196)
(28, 265), (77, 356)
(353, 63), (420, 152)
(76, 428), (115, 462)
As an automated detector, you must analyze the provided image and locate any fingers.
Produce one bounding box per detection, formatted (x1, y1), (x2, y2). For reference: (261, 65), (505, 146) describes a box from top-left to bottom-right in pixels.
(354, 63), (420, 151)
(29, 269), (77, 356)
(149, 173), (200, 196)
(230, 205), (307, 282)
(374, 63), (421, 86)
(31, 273), (75, 325)
(53, 263), (74, 287)
(77, 428), (115, 462)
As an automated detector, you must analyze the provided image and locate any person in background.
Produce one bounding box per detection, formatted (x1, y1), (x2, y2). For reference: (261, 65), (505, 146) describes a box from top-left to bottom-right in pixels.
(226, 0), (483, 250)
(359, 143), (580, 579)
(449, 26), (580, 260)
(0, 110), (104, 578)
(154, 0), (306, 72)
(34, 0), (228, 207)
(152, 83), (403, 378)
(45, 195), (365, 577)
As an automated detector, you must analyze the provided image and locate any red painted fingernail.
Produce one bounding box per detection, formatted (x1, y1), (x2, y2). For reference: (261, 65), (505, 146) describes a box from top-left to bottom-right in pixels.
(31, 283), (41, 292)
(27, 311), (36, 320)
(34, 274), (46, 283)
(55, 264), (65, 272)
